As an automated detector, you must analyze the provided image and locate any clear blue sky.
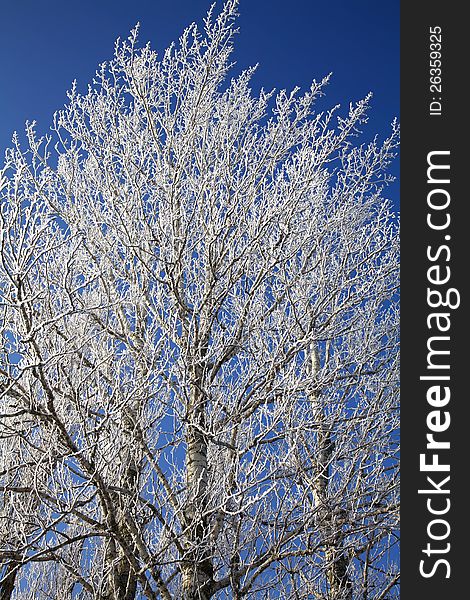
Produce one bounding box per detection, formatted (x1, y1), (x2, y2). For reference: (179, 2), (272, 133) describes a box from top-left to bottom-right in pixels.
(0, 0), (399, 190)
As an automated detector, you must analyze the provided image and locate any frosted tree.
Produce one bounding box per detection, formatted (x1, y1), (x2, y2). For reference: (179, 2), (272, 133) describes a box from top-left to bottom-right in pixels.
(0, 2), (399, 598)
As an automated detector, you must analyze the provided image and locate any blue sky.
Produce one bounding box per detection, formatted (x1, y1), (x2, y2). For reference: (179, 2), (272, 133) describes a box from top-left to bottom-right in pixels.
(0, 0), (399, 208)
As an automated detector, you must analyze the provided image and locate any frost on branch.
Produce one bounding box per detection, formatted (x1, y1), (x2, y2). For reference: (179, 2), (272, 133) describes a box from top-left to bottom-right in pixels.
(0, 1), (399, 599)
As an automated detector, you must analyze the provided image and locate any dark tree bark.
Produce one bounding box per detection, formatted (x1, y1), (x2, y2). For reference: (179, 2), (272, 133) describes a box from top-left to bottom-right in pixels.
(0, 560), (18, 600)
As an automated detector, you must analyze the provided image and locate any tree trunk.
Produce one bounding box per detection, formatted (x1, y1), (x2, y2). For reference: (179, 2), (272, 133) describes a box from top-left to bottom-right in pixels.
(310, 346), (352, 600)
(113, 528), (138, 600)
(182, 368), (214, 600)
(0, 561), (17, 600)
(106, 412), (140, 600)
